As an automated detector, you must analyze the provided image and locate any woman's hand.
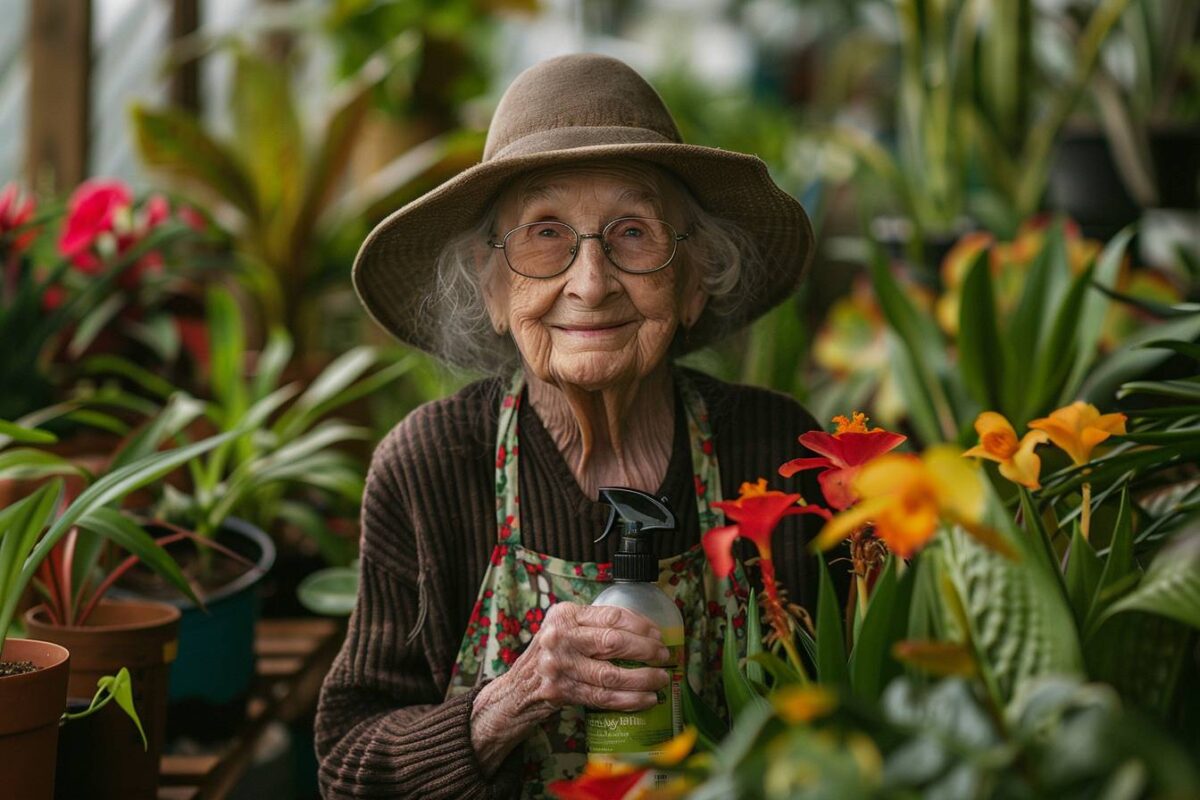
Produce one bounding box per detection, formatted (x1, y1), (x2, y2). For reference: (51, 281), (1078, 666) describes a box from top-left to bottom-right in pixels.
(469, 602), (671, 773)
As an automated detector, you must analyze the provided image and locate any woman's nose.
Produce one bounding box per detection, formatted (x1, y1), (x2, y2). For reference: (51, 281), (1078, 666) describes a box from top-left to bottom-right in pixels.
(563, 236), (620, 304)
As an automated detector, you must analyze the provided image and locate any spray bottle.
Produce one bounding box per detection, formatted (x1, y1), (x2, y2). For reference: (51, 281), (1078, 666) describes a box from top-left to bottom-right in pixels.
(586, 487), (684, 781)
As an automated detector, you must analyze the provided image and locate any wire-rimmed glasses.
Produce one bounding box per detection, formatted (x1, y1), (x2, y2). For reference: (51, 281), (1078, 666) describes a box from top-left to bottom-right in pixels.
(487, 217), (689, 279)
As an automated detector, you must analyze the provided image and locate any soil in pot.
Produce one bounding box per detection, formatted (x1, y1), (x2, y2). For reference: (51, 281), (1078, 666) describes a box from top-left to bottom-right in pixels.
(24, 600), (180, 800)
(0, 639), (71, 800)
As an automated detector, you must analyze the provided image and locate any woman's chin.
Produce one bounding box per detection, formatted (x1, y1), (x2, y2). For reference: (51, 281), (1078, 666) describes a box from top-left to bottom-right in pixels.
(544, 351), (643, 392)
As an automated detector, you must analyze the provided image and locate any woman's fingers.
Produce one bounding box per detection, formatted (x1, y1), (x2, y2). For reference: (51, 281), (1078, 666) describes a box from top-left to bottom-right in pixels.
(545, 603), (670, 663)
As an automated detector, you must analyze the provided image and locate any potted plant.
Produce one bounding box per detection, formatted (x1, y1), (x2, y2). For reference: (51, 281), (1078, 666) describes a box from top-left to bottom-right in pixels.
(0, 419), (229, 798)
(547, 356), (1200, 796)
(2, 399), (242, 799)
(93, 285), (413, 739)
(0, 179), (212, 424)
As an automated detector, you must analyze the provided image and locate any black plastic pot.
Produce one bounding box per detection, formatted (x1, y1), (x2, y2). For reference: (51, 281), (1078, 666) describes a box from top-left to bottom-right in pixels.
(1048, 126), (1200, 241)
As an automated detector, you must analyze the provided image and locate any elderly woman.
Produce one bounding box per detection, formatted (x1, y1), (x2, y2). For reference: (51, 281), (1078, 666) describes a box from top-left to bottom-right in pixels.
(316, 54), (825, 798)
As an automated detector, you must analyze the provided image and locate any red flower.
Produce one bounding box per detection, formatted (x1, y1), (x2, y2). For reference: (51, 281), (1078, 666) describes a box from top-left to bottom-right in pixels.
(547, 767), (648, 800)
(500, 647), (518, 666)
(703, 478), (831, 580)
(0, 182), (37, 254)
(701, 438), (714, 455)
(496, 445), (508, 468)
(41, 283), (66, 312)
(58, 179), (133, 272)
(779, 412), (906, 510)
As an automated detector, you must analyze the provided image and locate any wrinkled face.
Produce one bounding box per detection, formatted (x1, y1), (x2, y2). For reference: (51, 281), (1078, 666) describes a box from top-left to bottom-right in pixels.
(483, 164), (707, 391)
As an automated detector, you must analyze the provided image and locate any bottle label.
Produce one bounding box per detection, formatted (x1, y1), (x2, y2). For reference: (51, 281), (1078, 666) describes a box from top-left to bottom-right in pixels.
(586, 627), (684, 779)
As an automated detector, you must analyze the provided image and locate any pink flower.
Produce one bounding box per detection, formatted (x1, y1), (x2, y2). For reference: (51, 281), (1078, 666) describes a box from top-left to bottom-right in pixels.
(58, 179), (133, 272)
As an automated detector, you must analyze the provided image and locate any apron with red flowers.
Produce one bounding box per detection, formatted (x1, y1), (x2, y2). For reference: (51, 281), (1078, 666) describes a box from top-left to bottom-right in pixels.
(446, 372), (748, 797)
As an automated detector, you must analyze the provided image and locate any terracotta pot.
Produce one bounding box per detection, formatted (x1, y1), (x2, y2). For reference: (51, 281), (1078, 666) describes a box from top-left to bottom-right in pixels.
(0, 639), (70, 800)
(24, 600), (180, 800)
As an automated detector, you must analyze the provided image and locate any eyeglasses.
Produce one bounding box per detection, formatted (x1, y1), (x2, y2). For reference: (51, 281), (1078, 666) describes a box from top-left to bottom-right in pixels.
(487, 217), (690, 279)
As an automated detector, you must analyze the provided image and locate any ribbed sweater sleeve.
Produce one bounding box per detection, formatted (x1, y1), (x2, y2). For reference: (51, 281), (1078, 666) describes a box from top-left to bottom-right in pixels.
(315, 396), (523, 799)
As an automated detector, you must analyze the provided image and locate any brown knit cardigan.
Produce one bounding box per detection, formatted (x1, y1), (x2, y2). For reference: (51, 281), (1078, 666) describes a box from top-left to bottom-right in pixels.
(315, 369), (827, 798)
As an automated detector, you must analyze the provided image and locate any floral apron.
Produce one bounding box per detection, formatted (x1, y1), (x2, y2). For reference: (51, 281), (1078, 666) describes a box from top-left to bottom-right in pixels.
(446, 372), (748, 797)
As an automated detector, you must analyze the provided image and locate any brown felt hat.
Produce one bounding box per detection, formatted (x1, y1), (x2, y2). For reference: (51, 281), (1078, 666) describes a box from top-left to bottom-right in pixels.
(352, 53), (814, 368)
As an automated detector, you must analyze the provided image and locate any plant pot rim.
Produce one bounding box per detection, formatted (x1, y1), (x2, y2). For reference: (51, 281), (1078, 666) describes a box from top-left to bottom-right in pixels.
(0, 638), (70, 678)
(112, 517), (276, 609)
(24, 598), (181, 634)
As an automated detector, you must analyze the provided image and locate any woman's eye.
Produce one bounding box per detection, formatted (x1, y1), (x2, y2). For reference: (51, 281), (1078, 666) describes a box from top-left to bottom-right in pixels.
(613, 222), (645, 237)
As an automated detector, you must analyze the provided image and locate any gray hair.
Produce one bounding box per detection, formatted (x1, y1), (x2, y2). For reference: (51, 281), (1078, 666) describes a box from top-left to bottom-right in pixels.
(426, 163), (764, 374)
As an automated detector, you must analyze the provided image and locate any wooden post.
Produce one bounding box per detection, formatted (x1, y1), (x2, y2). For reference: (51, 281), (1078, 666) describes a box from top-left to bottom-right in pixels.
(26, 0), (92, 193)
(170, 0), (201, 112)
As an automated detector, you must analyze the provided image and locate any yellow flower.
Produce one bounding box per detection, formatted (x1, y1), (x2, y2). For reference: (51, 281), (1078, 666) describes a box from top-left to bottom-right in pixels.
(963, 411), (1048, 489)
(773, 686), (837, 725)
(1028, 402), (1127, 466)
(813, 446), (1016, 560)
(651, 727), (697, 767)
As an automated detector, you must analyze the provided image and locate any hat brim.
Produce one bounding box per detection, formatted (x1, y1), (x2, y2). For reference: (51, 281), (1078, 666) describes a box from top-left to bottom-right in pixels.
(352, 130), (814, 369)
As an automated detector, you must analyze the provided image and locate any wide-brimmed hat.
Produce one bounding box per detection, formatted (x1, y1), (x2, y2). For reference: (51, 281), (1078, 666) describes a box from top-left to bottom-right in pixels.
(352, 52), (813, 368)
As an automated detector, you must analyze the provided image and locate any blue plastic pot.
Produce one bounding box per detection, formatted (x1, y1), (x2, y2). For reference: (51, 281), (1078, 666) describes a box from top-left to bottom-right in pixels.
(115, 518), (275, 741)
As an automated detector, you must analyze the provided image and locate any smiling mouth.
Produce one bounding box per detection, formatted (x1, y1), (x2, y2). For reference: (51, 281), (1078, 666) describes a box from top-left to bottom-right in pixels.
(552, 321), (634, 335)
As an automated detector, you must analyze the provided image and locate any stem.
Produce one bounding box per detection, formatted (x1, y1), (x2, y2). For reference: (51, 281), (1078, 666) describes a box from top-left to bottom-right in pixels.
(856, 574), (870, 624)
(1081, 482), (1092, 541)
(759, 555), (811, 685)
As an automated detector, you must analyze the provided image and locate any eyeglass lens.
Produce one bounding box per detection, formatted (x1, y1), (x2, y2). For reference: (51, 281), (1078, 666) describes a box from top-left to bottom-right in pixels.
(503, 218), (676, 277)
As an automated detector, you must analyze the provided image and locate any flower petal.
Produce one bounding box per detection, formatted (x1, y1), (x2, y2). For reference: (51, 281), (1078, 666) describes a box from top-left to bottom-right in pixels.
(701, 525), (741, 579)
(812, 498), (886, 552)
(817, 466), (860, 511)
(796, 431), (850, 466)
(547, 767), (648, 800)
(924, 446), (985, 523)
(652, 726), (697, 766)
(778, 456), (834, 478)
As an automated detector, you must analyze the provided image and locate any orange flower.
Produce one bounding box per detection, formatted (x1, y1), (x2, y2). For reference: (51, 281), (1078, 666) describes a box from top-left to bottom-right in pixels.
(772, 685), (837, 725)
(1028, 402), (1127, 466)
(813, 446), (1016, 560)
(963, 412), (1048, 489)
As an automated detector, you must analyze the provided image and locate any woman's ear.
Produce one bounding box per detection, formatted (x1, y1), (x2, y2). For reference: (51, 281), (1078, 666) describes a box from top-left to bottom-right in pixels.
(680, 266), (708, 330)
(481, 258), (509, 335)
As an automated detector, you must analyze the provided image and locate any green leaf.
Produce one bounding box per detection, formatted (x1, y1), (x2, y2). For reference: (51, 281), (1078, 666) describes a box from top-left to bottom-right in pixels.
(1019, 489), (1063, 584)
(130, 105), (259, 220)
(81, 355), (176, 400)
(0, 449), (85, 481)
(1062, 227), (1135, 399)
(107, 668), (148, 750)
(1085, 490), (1136, 636)
(1140, 338), (1200, 363)
(67, 294), (125, 359)
(943, 527), (1083, 703)
(76, 508), (200, 608)
(1080, 313), (1200, 404)
(849, 556), (915, 703)
(1005, 223), (1066, 394)
(1098, 533), (1200, 630)
(0, 482), (63, 642)
(815, 553), (847, 687)
(723, 605), (767, 722)
(250, 328), (293, 403)
(1065, 525), (1103, 627)
(744, 588), (765, 686)
(108, 393), (206, 472)
(3, 432), (233, 634)
(957, 247), (1004, 410)
(207, 286), (248, 420)
(230, 48), (303, 224)
(0, 419), (57, 445)
(746, 651), (802, 687)
(297, 566), (358, 616)
(274, 346), (378, 438)
(682, 670), (727, 750)
(1024, 263), (1092, 421)
(868, 249), (954, 441)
